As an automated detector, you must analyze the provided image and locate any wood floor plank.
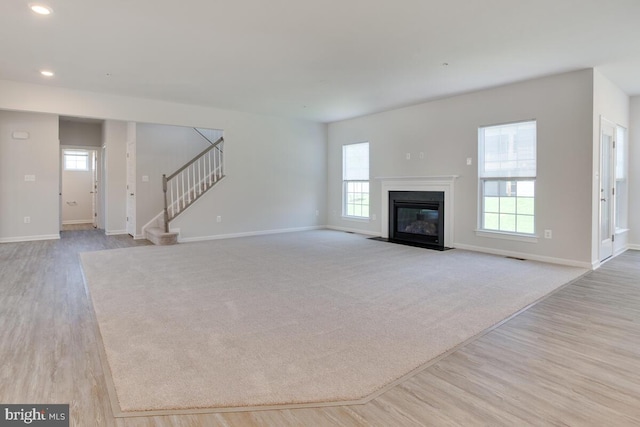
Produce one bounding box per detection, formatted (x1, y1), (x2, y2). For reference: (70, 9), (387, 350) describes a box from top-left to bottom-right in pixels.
(1, 230), (640, 426)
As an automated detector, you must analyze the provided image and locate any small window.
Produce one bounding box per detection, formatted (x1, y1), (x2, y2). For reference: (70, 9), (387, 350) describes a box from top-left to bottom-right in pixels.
(64, 150), (89, 171)
(343, 142), (370, 218)
(615, 125), (627, 230)
(479, 121), (536, 235)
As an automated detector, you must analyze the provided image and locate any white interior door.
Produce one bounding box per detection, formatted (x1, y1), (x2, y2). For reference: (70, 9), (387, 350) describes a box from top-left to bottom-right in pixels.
(599, 118), (615, 261)
(126, 135), (136, 236)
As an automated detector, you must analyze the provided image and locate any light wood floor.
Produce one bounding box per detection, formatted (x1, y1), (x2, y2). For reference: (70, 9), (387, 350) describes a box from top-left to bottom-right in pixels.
(1, 231), (639, 426)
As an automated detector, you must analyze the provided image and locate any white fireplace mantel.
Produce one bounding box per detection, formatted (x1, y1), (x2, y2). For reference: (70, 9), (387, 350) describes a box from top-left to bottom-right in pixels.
(378, 175), (458, 247)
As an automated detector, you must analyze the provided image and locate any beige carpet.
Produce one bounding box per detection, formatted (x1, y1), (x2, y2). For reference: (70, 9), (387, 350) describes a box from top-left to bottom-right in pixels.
(80, 230), (586, 416)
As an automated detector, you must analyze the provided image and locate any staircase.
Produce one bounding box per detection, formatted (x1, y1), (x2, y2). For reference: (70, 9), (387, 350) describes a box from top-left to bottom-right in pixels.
(145, 226), (180, 245)
(144, 133), (225, 245)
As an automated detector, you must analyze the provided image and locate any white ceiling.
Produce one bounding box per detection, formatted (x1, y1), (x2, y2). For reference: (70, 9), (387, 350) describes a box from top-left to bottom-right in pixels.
(2, 0), (640, 123)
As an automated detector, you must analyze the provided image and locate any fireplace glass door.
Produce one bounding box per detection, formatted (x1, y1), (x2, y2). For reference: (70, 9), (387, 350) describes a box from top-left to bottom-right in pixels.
(396, 205), (439, 237)
(389, 191), (445, 248)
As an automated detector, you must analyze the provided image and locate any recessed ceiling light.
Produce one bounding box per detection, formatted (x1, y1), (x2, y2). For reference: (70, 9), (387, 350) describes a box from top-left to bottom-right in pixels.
(29, 3), (53, 15)
(40, 70), (54, 77)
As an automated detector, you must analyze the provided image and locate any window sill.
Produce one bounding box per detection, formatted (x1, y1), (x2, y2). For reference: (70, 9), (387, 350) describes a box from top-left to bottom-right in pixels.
(342, 215), (371, 223)
(615, 228), (629, 235)
(475, 229), (539, 243)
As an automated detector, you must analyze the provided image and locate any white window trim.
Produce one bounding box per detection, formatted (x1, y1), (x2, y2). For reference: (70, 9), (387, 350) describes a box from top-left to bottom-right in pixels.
(341, 214), (372, 222)
(342, 142), (370, 219)
(478, 177), (536, 236)
(342, 180), (370, 219)
(63, 149), (90, 171)
(475, 229), (539, 243)
(614, 125), (627, 232)
(478, 120), (537, 237)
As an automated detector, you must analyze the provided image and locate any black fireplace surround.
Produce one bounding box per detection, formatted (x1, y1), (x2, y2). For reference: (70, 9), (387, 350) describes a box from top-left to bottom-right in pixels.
(389, 191), (445, 249)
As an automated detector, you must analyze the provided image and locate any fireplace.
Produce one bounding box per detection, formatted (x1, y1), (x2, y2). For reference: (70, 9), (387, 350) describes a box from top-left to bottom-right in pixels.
(389, 191), (445, 249)
(380, 176), (456, 249)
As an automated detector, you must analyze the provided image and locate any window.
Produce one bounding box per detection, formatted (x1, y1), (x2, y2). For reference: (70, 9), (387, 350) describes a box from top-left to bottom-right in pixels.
(479, 121), (536, 235)
(615, 125), (627, 230)
(64, 150), (89, 171)
(343, 142), (369, 218)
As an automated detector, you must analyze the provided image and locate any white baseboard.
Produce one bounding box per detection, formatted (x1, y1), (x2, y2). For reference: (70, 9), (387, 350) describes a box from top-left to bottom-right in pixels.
(627, 244), (640, 251)
(614, 245), (629, 257)
(592, 245), (635, 269)
(326, 225), (381, 237)
(178, 226), (324, 243)
(105, 229), (128, 236)
(453, 242), (592, 269)
(0, 234), (60, 243)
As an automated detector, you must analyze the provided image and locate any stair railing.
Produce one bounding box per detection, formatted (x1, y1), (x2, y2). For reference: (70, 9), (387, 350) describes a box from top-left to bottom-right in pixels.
(194, 127), (223, 145)
(162, 136), (224, 232)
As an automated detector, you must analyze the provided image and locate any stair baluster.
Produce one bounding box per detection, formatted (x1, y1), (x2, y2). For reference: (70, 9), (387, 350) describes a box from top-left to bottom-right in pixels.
(162, 136), (225, 233)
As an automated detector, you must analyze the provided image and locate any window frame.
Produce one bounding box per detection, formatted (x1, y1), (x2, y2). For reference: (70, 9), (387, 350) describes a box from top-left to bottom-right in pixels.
(478, 120), (537, 237)
(479, 178), (535, 235)
(614, 125), (628, 232)
(342, 142), (370, 219)
(63, 149), (90, 171)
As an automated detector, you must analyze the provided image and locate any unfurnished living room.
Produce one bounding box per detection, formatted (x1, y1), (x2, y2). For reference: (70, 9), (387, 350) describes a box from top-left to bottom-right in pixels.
(1, 1), (640, 426)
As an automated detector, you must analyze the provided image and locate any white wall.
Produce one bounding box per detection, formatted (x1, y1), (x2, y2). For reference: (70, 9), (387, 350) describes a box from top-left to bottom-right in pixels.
(61, 163), (94, 224)
(0, 110), (60, 241)
(135, 123), (212, 235)
(172, 117), (327, 240)
(592, 69), (630, 261)
(629, 96), (640, 248)
(102, 120), (128, 234)
(59, 120), (102, 147)
(328, 70), (595, 267)
(0, 79), (327, 241)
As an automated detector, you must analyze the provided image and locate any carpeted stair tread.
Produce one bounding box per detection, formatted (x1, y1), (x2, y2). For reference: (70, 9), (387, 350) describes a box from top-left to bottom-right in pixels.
(145, 226), (178, 245)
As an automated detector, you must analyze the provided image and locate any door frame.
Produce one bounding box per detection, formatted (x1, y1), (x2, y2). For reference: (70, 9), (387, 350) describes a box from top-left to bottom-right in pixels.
(126, 122), (136, 237)
(598, 117), (615, 262)
(59, 145), (101, 230)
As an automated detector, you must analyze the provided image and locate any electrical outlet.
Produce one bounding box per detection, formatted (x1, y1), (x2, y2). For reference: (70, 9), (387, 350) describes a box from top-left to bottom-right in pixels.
(466, 158), (472, 166)
(24, 216), (31, 224)
(216, 215), (222, 223)
(406, 153), (411, 160)
(544, 229), (552, 239)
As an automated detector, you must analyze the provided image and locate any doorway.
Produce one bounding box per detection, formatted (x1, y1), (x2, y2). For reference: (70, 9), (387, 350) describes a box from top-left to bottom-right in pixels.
(599, 117), (615, 262)
(126, 122), (136, 237)
(60, 148), (99, 229)
(59, 117), (105, 232)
